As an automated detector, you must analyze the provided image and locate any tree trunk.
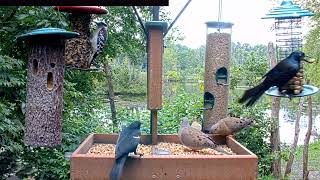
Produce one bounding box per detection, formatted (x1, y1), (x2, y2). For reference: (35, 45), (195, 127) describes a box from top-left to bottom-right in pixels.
(303, 94), (313, 180)
(284, 97), (304, 177)
(103, 61), (117, 132)
(268, 42), (282, 179)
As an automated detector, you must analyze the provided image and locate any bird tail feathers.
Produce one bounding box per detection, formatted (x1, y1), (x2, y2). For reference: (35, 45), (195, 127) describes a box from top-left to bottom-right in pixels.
(109, 156), (127, 180)
(238, 83), (269, 107)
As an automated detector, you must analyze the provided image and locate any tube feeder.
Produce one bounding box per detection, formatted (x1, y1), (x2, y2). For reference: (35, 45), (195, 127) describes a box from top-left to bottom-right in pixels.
(54, 6), (107, 70)
(203, 21), (233, 131)
(18, 28), (79, 147)
(262, 0), (318, 98)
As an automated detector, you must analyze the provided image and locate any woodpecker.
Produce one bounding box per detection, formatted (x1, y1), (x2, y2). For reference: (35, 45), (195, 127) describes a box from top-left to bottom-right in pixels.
(90, 21), (108, 66)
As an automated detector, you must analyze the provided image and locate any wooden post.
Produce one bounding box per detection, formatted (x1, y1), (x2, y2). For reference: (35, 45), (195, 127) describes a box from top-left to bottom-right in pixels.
(18, 28), (79, 147)
(303, 83), (313, 180)
(145, 21), (167, 145)
(284, 97), (304, 177)
(268, 42), (282, 179)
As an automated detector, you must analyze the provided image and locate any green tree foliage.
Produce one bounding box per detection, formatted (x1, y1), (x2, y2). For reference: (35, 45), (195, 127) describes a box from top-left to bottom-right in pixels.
(298, 0), (320, 88)
(0, 55), (25, 178)
(163, 44), (205, 81)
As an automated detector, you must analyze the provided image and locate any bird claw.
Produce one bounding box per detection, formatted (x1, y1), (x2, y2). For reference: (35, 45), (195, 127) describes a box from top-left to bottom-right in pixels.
(131, 152), (144, 158)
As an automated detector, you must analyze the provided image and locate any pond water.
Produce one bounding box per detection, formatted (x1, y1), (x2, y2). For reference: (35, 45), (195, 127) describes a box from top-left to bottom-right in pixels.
(115, 81), (320, 144)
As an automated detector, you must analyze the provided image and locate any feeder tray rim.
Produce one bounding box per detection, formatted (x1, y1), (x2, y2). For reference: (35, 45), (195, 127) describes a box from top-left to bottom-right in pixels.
(265, 85), (319, 98)
(54, 6), (107, 14)
(17, 27), (79, 39)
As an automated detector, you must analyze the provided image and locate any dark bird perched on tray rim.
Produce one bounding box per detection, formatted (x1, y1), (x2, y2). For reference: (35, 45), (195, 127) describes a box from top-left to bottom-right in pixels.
(109, 121), (143, 180)
(238, 51), (313, 107)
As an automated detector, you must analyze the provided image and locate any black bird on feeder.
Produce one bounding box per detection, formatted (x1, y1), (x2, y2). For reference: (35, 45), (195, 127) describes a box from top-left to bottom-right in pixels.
(89, 21), (108, 66)
(238, 51), (313, 106)
(109, 121), (143, 180)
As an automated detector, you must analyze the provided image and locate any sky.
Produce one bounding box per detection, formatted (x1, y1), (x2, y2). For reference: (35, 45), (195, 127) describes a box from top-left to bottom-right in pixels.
(164, 0), (312, 48)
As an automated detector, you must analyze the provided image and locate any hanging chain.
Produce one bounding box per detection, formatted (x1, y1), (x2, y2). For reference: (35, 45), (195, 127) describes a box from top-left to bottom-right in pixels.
(218, 0), (222, 23)
(218, 0), (222, 31)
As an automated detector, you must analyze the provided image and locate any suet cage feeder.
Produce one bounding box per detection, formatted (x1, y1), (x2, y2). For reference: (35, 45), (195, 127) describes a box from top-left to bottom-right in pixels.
(262, 0), (319, 98)
(203, 21), (233, 131)
(54, 6), (107, 70)
(18, 28), (79, 147)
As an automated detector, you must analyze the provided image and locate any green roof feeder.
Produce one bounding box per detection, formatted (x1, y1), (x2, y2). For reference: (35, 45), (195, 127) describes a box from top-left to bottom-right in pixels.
(18, 28), (79, 147)
(262, 1), (319, 98)
(262, 0), (314, 60)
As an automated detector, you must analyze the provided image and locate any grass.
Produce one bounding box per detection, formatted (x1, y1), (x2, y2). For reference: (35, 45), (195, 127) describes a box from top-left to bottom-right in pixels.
(281, 140), (320, 180)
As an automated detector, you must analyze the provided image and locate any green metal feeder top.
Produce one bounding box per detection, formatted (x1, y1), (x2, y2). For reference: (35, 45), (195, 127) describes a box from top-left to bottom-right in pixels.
(17, 28), (79, 39)
(262, 0), (314, 19)
(145, 21), (168, 33)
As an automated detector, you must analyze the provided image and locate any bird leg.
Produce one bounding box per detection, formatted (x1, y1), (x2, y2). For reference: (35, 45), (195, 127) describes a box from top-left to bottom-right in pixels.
(134, 150), (144, 158)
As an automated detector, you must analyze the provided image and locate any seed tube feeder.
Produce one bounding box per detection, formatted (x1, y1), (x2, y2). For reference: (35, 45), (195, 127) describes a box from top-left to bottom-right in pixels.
(263, 0), (319, 98)
(54, 6), (107, 70)
(203, 21), (233, 131)
(18, 28), (79, 147)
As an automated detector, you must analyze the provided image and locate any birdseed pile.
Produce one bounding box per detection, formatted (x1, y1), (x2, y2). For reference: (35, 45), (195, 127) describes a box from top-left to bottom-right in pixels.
(87, 142), (235, 156)
(204, 32), (231, 129)
(281, 65), (304, 95)
(65, 14), (93, 69)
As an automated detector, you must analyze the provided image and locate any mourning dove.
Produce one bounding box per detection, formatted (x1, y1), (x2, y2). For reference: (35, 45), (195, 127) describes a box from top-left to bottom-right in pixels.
(178, 117), (231, 154)
(209, 117), (253, 136)
(191, 119), (202, 131)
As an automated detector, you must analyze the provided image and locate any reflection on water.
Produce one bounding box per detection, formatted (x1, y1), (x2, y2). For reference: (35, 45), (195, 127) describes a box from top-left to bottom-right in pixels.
(117, 81), (320, 144)
(277, 109), (319, 145)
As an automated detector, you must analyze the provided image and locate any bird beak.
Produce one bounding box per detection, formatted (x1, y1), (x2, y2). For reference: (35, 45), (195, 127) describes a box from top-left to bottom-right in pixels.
(303, 56), (316, 63)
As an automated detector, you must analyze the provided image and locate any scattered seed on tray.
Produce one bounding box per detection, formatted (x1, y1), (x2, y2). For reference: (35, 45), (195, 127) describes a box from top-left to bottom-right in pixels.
(87, 142), (235, 156)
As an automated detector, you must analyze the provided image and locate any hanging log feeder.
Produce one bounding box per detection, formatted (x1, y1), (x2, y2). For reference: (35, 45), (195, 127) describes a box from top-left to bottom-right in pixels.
(54, 6), (107, 69)
(17, 28), (79, 147)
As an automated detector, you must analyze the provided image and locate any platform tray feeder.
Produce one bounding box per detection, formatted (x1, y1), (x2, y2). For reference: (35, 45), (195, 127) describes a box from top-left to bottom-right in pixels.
(17, 28), (79, 147)
(54, 6), (107, 70)
(262, 0), (318, 98)
(70, 134), (258, 180)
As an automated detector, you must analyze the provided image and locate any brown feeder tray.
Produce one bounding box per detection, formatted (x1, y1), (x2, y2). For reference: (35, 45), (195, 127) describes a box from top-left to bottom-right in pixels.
(54, 6), (107, 14)
(71, 134), (258, 180)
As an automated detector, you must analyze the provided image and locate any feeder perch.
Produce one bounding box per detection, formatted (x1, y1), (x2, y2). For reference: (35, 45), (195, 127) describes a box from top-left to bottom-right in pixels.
(146, 21), (168, 110)
(17, 28), (79, 147)
(203, 21), (233, 130)
(54, 6), (107, 69)
(262, 0), (317, 98)
(265, 85), (319, 98)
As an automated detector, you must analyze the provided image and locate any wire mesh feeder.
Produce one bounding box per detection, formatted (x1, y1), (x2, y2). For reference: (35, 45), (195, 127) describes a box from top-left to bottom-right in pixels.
(262, 0), (318, 98)
(275, 18), (302, 59)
